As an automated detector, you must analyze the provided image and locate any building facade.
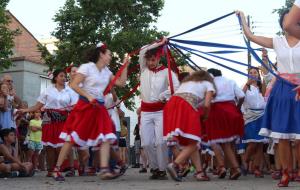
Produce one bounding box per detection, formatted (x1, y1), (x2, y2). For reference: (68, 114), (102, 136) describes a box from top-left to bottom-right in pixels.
(2, 11), (50, 106)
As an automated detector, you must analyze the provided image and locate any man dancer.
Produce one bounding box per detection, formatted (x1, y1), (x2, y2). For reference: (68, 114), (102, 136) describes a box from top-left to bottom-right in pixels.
(139, 38), (179, 179)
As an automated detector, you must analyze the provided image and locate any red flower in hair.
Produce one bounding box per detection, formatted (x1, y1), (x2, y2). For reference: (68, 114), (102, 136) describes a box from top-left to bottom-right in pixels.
(65, 63), (74, 73)
(101, 43), (107, 50)
(96, 42), (107, 51)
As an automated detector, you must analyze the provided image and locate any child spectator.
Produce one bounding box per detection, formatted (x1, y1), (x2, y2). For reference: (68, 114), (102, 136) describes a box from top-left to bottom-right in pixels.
(27, 111), (43, 170)
(119, 120), (128, 163)
(0, 128), (33, 177)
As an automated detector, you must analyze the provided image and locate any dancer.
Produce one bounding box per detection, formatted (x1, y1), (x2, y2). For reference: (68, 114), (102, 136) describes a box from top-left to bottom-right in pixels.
(53, 42), (129, 181)
(164, 70), (215, 181)
(19, 69), (73, 177)
(139, 37), (180, 179)
(241, 67), (268, 177)
(205, 68), (245, 180)
(238, 10), (300, 187)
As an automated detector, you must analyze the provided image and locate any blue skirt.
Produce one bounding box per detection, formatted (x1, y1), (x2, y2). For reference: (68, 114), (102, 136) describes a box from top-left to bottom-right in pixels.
(236, 140), (246, 154)
(259, 79), (300, 139)
(242, 116), (268, 143)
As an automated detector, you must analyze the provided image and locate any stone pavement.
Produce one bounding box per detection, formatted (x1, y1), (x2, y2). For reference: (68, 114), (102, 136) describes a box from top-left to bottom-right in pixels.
(0, 168), (300, 190)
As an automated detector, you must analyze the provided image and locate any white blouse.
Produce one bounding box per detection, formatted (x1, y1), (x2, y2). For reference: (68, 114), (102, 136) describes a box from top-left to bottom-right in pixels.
(213, 76), (245, 103)
(66, 82), (79, 105)
(273, 36), (300, 74)
(140, 68), (180, 103)
(104, 93), (121, 132)
(38, 86), (73, 109)
(243, 85), (266, 110)
(176, 81), (215, 100)
(77, 62), (113, 100)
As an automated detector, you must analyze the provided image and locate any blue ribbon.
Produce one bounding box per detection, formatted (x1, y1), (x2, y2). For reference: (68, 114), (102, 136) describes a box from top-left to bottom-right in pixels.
(168, 44), (201, 71)
(170, 38), (249, 50)
(170, 42), (255, 68)
(170, 11), (235, 39)
(169, 48), (197, 71)
(172, 43), (259, 81)
(206, 50), (243, 54)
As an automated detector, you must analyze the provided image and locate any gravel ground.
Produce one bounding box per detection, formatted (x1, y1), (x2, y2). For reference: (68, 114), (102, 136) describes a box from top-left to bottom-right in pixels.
(0, 168), (300, 190)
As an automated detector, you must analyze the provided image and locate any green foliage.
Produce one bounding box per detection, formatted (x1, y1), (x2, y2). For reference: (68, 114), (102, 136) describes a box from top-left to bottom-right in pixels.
(0, 0), (20, 70)
(40, 0), (176, 110)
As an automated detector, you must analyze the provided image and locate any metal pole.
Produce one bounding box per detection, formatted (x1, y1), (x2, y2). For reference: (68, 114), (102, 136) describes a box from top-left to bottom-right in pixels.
(247, 15), (251, 68)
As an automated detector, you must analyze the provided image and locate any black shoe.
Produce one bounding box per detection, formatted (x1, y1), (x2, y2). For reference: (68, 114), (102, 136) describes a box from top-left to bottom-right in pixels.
(149, 169), (159, 179)
(156, 171), (168, 180)
(119, 165), (128, 175)
(132, 164), (140, 168)
(150, 168), (157, 174)
(139, 168), (147, 173)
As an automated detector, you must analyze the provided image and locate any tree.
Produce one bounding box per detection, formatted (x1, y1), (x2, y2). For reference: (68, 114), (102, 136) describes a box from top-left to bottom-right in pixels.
(0, 0), (20, 70)
(40, 0), (189, 110)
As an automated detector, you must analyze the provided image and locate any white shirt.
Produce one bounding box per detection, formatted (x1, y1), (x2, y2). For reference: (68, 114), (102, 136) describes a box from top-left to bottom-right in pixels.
(139, 42), (180, 102)
(104, 93), (115, 108)
(213, 76), (245, 102)
(65, 82), (79, 105)
(77, 62), (113, 100)
(38, 86), (73, 109)
(243, 85), (266, 110)
(104, 93), (121, 132)
(295, 0), (300, 8)
(176, 81), (215, 100)
(140, 68), (180, 102)
(273, 36), (300, 74)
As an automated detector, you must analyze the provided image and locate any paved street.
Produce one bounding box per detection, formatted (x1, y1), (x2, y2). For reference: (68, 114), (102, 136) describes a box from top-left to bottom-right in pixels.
(1, 168), (300, 190)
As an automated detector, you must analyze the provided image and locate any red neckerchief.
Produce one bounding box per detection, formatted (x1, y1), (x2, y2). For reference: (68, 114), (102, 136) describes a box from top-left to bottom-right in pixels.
(148, 65), (166, 73)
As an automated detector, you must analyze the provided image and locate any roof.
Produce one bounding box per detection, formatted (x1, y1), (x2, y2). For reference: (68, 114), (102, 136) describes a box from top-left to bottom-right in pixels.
(6, 10), (45, 64)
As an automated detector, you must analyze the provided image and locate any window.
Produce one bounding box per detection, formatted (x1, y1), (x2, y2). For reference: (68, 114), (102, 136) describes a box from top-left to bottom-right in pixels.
(40, 76), (51, 93)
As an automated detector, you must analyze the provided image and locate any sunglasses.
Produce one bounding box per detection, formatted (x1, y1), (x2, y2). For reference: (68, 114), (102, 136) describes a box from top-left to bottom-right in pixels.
(5, 80), (13, 83)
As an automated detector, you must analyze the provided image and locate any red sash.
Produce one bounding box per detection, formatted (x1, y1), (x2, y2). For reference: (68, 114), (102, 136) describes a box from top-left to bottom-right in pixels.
(141, 101), (165, 112)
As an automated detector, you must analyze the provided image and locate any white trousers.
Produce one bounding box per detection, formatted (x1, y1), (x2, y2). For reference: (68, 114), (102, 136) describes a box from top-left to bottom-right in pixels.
(140, 111), (168, 171)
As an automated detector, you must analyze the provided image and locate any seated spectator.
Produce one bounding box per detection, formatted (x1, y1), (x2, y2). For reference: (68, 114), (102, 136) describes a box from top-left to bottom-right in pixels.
(0, 128), (33, 177)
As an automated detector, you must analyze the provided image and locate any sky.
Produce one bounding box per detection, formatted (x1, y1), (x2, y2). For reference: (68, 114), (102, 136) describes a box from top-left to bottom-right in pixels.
(7, 0), (288, 144)
(7, 0), (286, 82)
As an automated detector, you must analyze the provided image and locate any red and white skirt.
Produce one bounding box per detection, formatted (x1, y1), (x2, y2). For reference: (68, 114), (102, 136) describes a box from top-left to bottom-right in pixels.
(203, 101), (244, 144)
(42, 110), (68, 148)
(163, 96), (202, 146)
(60, 99), (117, 147)
(42, 122), (65, 148)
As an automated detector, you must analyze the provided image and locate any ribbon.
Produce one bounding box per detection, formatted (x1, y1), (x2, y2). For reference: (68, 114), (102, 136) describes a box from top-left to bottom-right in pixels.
(164, 45), (175, 95)
(170, 43), (255, 68)
(169, 44), (200, 71)
(170, 38), (249, 50)
(170, 11), (235, 39)
(107, 82), (140, 110)
(174, 44), (259, 81)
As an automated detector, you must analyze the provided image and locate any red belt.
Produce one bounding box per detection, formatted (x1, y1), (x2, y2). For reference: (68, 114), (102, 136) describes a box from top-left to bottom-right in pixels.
(141, 101), (165, 112)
